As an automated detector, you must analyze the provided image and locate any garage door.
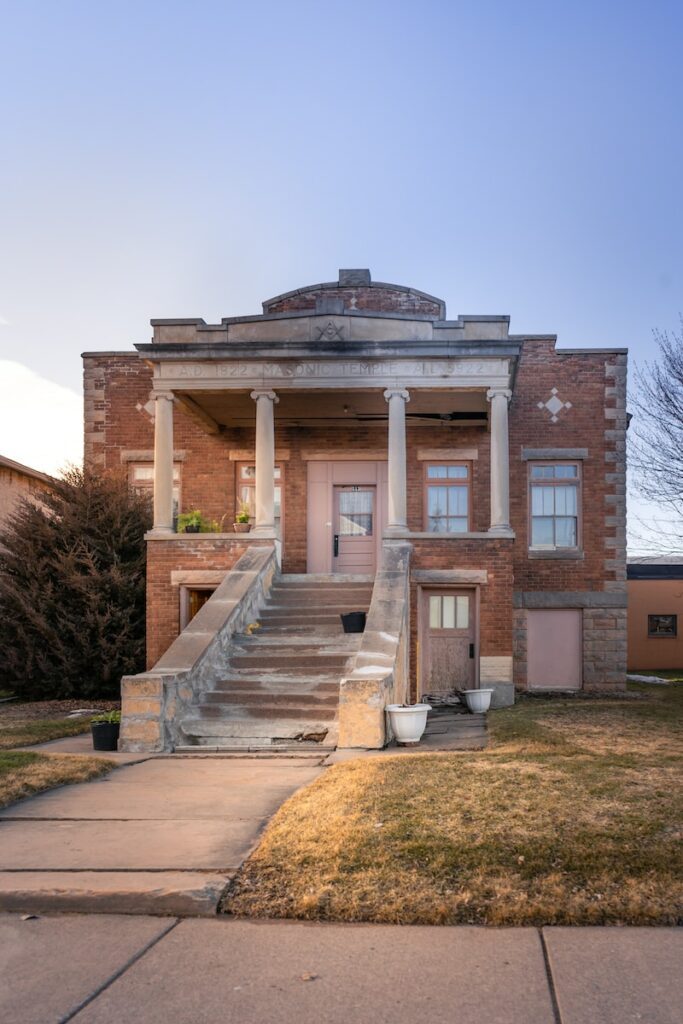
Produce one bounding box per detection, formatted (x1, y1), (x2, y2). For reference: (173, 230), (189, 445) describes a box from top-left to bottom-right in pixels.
(527, 609), (582, 690)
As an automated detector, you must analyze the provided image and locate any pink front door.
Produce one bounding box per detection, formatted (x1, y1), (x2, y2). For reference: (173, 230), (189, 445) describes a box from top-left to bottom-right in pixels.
(333, 486), (376, 573)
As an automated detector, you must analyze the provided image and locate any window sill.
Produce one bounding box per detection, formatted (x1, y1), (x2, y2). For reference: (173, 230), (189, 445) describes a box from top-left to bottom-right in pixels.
(528, 548), (584, 560)
(386, 529), (515, 541)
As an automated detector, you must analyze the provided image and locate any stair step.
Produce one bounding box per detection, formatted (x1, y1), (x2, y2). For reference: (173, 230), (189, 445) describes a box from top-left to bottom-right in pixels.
(213, 676), (341, 691)
(195, 704), (337, 721)
(230, 653), (352, 669)
(182, 717), (335, 740)
(257, 614), (356, 627)
(175, 741), (337, 752)
(203, 690), (338, 706)
(278, 574), (374, 584)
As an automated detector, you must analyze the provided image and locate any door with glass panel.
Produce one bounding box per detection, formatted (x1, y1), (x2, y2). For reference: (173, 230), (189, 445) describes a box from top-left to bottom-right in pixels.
(333, 486), (376, 573)
(421, 589), (475, 696)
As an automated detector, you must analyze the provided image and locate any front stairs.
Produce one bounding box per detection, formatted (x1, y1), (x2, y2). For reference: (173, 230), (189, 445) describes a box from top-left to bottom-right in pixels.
(177, 574), (374, 751)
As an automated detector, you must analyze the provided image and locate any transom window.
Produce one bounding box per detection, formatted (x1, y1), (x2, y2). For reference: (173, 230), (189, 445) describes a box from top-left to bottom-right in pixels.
(648, 614), (677, 638)
(529, 462), (580, 549)
(429, 593), (469, 630)
(236, 463), (283, 534)
(425, 463), (470, 533)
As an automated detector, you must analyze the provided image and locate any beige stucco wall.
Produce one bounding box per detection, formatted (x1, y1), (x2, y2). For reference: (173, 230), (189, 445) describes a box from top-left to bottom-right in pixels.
(628, 579), (683, 671)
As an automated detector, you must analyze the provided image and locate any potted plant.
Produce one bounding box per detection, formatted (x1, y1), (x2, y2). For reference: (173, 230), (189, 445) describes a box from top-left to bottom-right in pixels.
(461, 688), (495, 713)
(233, 502), (252, 534)
(386, 702), (432, 745)
(91, 710), (121, 751)
(178, 509), (202, 533)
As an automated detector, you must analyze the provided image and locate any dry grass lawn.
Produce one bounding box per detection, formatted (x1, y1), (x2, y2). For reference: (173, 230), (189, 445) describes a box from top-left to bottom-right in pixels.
(0, 717), (93, 750)
(223, 683), (683, 926)
(0, 751), (114, 808)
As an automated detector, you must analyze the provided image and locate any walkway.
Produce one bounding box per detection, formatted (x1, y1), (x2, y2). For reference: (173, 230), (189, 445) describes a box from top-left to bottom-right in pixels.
(1, 915), (680, 1024)
(0, 753), (324, 915)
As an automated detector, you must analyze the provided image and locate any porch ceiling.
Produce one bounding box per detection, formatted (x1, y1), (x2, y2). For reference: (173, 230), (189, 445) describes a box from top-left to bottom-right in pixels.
(178, 388), (489, 428)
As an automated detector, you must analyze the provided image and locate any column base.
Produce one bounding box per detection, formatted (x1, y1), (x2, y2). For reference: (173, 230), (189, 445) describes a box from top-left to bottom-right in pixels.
(250, 527), (277, 539)
(384, 524), (409, 537)
(487, 525), (514, 537)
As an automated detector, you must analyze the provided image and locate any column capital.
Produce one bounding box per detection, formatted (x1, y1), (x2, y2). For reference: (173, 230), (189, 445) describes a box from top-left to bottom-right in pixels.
(153, 389), (175, 402)
(486, 387), (512, 403)
(250, 389), (279, 404)
(383, 388), (410, 403)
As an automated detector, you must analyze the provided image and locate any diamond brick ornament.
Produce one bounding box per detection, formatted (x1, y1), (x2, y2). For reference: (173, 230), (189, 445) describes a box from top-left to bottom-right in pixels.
(537, 388), (572, 423)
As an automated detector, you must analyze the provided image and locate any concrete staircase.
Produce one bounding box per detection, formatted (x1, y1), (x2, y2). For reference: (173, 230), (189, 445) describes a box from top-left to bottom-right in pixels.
(177, 574), (374, 752)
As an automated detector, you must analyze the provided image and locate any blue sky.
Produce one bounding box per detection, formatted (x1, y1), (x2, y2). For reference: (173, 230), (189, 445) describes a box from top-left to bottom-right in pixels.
(0, 0), (681, 545)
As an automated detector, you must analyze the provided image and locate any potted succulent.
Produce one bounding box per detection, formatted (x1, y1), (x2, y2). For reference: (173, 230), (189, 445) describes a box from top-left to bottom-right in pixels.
(91, 710), (121, 751)
(178, 508), (202, 533)
(233, 501), (252, 533)
(386, 702), (432, 745)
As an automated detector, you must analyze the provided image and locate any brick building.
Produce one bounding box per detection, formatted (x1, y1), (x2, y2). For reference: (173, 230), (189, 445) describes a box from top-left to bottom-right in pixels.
(82, 269), (628, 752)
(0, 454), (53, 528)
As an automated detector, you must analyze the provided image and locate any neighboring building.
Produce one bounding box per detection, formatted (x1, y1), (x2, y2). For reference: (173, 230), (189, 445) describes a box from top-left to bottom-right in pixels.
(627, 558), (683, 671)
(82, 269), (628, 751)
(0, 454), (53, 528)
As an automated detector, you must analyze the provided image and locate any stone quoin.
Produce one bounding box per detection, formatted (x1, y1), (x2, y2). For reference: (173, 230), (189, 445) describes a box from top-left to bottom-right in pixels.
(82, 269), (628, 752)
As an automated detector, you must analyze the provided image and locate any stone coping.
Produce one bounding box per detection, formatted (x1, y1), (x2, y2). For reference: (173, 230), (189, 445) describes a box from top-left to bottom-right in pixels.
(145, 531), (276, 542)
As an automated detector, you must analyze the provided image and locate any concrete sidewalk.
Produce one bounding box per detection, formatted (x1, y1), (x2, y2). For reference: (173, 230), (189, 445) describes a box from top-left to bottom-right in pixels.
(0, 755), (323, 915)
(1, 915), (680, 1024)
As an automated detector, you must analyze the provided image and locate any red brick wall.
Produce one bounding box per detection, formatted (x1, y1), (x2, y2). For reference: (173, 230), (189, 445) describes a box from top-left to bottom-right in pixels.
(145, 539), (251, 668)
(86, 339), (624, 671)
(509, 341), (618, 590)
(409, 539), (514, 696)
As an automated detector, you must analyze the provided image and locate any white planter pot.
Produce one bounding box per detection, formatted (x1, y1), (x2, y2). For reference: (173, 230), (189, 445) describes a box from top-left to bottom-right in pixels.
(462, 689), (494, 714)
(386, 703), (431, 745)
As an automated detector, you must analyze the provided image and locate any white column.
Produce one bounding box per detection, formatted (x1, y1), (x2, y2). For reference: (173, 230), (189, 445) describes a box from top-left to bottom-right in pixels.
(250, 389), (279, 534)
(153, 390), (175, 533)
(487, 387), (512, 533)
(384, 388), (410, 533)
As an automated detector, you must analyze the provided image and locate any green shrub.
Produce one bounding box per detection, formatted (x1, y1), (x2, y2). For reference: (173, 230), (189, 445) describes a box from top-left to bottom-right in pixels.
(0, 467), (151, 700)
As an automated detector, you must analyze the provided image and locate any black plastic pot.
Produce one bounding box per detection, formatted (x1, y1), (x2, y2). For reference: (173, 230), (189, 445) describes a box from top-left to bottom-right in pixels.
(184, 524), (201, 534)
(341, 611), (367, 633)
(91, 722), (120, 751)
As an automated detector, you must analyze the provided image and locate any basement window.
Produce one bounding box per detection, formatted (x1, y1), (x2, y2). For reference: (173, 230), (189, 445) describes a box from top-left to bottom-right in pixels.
(648, 614), (677, 638)
(180, 587), (216, 629)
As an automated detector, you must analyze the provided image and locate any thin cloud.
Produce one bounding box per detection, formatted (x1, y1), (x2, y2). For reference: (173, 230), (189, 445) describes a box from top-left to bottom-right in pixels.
(0, 361), (82, 475)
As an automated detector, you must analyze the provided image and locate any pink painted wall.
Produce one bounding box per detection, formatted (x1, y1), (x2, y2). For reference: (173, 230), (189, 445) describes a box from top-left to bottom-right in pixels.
(527, 608), (582, 689)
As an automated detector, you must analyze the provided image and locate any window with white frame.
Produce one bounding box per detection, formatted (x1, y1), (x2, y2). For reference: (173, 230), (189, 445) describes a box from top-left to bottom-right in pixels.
(236, 463), (283, 534)
(424, 463), (470, 533)
(529, 462), (580, 549)
(128, 463), (181, 522)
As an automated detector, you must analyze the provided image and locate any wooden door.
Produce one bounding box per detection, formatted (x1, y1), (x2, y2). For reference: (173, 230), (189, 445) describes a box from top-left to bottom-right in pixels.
(333, 486), (376, 573)
(421, 589), (475, 696)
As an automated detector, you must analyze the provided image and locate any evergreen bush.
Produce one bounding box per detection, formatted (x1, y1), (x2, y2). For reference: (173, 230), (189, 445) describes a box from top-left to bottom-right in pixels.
(0, 467), (151, 700)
